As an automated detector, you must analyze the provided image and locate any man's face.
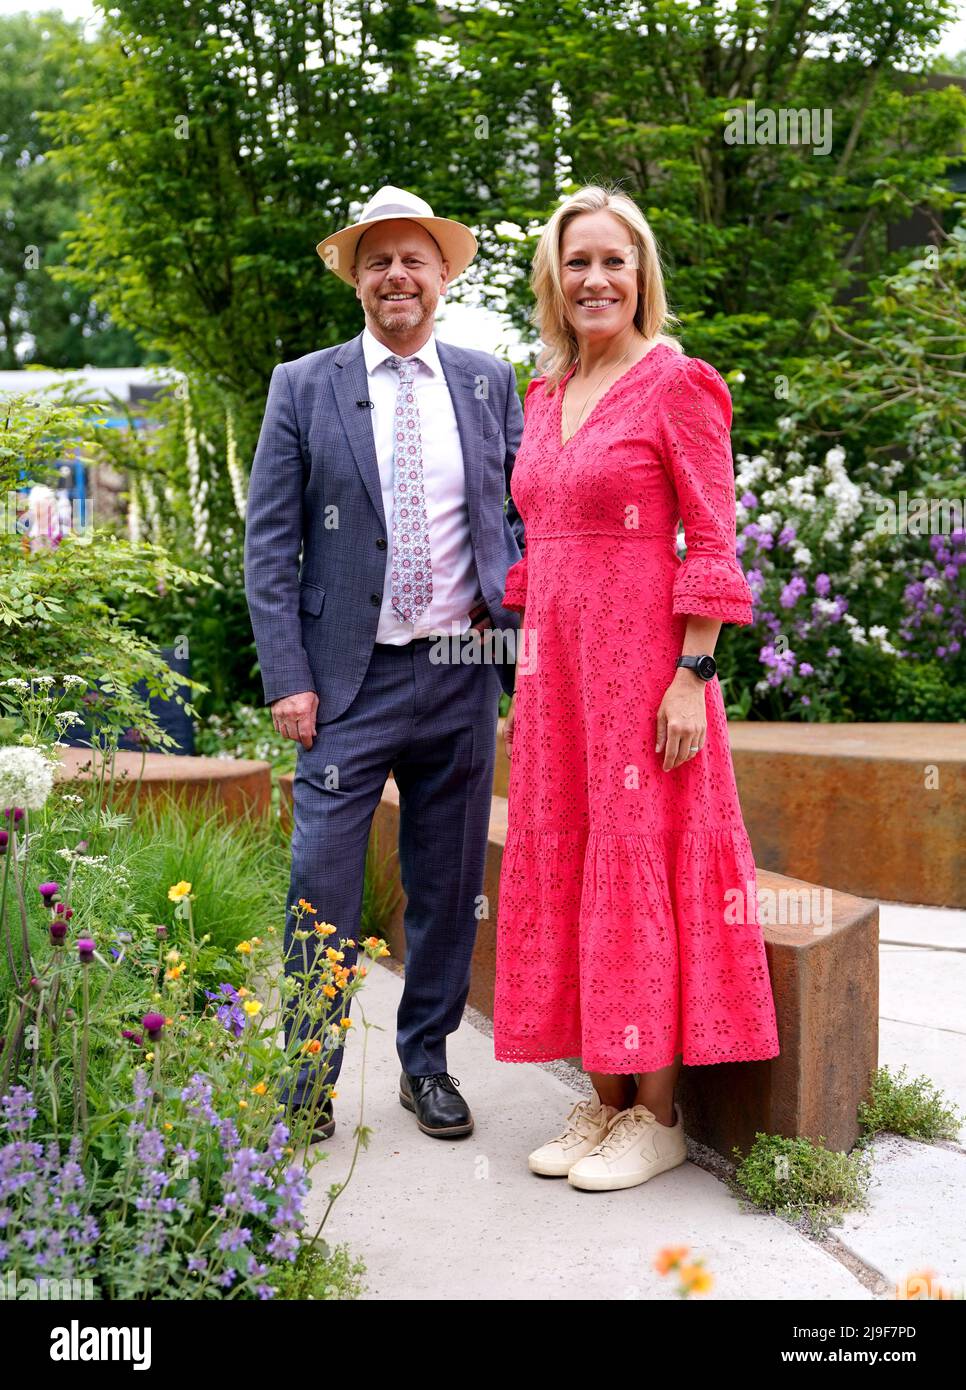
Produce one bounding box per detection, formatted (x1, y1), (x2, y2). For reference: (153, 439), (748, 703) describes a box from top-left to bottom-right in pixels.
(352, 220), (449, 337)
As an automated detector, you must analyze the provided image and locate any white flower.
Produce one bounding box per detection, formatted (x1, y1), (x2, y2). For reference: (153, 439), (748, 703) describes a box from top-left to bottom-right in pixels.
(793, 546), (812, 566)
(494, 221), (526, 241)
(825, 447), (847, 469)
(62, 675), (86, 689)
(0, 678), (29, 691)
(0, 745), (56, 811)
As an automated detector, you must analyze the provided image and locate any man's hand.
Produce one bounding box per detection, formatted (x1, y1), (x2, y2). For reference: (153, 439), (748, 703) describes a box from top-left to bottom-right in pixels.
(272, 691), (319, 750)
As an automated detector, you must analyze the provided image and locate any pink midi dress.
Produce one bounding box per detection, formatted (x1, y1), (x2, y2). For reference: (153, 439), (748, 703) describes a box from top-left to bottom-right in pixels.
(493, 345), (781, 1073)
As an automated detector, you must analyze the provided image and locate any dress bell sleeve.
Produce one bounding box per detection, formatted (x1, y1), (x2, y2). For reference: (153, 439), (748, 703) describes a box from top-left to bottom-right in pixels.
(502, 375), (544, 614)
(658, 356), (754, 626)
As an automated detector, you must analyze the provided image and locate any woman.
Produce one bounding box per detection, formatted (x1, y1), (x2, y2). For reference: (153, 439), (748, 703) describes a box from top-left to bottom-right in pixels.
(494, 186), (780, 1193)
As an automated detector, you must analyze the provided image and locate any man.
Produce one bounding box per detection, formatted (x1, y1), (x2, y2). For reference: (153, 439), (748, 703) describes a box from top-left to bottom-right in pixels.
(244, 186), (525, 1142)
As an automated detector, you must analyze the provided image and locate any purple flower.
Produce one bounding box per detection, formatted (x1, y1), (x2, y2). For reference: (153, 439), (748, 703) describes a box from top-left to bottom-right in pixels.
(142, 1013), (166, 1041)
(798, 662), (814, 676)
(121, 1029), (144, 1046)
(37, 882), (60, 907)
(77, 939), (95, 964)
(780, 575), (807, 609)
(3, 808), (24, 824)
(49, 920), (68, 944)
(740, 492), (758, 509)
(814, 573), (831, 597)
(778, 524), (797, 546)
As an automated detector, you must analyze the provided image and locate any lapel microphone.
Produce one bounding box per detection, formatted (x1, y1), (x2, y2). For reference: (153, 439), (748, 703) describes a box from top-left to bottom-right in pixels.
(357, 399), (374, 408)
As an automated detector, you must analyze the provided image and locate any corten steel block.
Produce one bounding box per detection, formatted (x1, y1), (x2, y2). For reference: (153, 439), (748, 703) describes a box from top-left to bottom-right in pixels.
(366, 780), (879, 1158)
(728, 722), (965, 909)
(55, 748), (272, 823)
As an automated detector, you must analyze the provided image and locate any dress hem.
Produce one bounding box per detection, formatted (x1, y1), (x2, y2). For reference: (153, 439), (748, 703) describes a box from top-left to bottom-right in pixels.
(494, 1044), (781, 1072)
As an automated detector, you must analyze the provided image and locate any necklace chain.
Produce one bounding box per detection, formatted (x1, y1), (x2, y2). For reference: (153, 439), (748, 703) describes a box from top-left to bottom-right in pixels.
(562, 343), (634, 443)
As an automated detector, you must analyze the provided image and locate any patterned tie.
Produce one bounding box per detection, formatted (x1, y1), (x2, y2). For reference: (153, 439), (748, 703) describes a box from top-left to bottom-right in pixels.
(385, 354), (433, 624)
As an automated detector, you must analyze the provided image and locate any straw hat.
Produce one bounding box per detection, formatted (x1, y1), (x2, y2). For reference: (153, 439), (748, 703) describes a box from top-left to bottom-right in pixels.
(316, 185), (478, 286)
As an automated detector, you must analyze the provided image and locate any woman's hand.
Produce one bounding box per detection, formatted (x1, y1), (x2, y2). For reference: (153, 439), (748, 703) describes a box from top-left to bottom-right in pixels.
(655, 670), (707, 771)
(503, 694), (516, 760)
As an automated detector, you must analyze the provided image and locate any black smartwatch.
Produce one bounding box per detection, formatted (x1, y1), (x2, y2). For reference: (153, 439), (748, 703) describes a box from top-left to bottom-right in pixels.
(676, 654), (717, 681)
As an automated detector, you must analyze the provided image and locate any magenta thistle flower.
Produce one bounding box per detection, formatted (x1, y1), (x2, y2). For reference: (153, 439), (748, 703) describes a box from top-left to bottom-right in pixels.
(0, 831), (7, 852)
(142, 1012), (166, 1040)
(3, 807), (24, 824)
(38, 882), (60, 906)
(77, 938), (95, 964)
(121, 1029), (144, 1046)
(49, 919), (69, 944)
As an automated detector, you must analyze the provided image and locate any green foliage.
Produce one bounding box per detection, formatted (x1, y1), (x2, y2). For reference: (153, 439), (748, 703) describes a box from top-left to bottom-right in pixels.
(267, 1239), (367, 1300)
(0, 390), (213, 749)
(0, 11), (145, 368)
(857, 1064), (963, 1142)
(729, 1131), (875, 1237)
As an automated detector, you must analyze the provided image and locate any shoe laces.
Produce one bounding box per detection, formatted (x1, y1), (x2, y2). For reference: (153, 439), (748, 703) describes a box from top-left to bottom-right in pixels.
(592, 1105), (656, 1159)
(551, 1098), (608, 1146)
(417, 1071), (460, 1093)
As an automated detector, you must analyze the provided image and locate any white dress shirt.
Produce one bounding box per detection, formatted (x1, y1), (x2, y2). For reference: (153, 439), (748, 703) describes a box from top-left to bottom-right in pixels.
(362, 324), (477, 643)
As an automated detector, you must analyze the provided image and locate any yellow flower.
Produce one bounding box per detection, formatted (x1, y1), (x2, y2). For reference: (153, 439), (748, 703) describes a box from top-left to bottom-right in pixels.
(297, 898), (317, 914)
(164, 1122), (173, 1131)
(242, 999), (263, 1017)
(678, 1264), (713, 1295)
(313, 921), (336, 936)
(167, 881), (192, 902)
(322, 984), (337, 999)
(343, 938), (356, 947)
(235, 940), (252, 955)
(251, 1081), (267, 1096)
(145, 1051), (155, 1062)
(238, 1099), (248, 1109)
(325, 947), (344, 963)
(378, 946), (390, 958)
(339, 1017), (352, 1030)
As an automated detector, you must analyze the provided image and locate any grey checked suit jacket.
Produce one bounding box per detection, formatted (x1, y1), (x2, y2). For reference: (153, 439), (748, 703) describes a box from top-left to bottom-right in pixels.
(243, 329), (526, 723)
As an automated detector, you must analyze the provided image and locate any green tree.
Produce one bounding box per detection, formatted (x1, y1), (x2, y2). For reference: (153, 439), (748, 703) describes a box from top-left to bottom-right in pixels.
(0, 11), (145, 369)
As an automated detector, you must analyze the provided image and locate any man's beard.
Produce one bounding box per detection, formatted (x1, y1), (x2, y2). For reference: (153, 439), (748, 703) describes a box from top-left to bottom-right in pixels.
(367, 291), (432, 334)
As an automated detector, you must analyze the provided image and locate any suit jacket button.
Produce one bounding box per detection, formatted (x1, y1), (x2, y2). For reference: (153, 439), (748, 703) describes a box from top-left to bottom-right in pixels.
(370, 593), (381, 606)
(375, 538), (386, 549)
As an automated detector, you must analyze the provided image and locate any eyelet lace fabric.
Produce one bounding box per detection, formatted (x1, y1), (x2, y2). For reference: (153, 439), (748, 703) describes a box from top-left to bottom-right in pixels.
(494, 346), (781, 1073)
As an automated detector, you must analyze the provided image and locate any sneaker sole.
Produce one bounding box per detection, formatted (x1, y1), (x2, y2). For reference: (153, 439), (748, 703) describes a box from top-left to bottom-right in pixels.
(567, 1148), (687, 1191)
(528, 1157), (573, 1177)
(399, 1089), (474, 1137)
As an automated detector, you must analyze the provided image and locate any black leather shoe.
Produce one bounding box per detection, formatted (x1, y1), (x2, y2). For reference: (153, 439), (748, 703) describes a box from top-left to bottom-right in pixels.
(399, 1070), (473, 1137)
(293, 1101), (335, 1142)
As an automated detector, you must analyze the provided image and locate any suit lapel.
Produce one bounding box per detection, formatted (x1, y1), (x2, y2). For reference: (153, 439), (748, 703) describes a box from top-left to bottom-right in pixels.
(437, 339), (484, 539)
(333, 331), (387, 531)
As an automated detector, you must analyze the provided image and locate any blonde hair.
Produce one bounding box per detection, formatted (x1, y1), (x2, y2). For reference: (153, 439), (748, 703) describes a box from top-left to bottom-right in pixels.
(529, 185), (682, 391)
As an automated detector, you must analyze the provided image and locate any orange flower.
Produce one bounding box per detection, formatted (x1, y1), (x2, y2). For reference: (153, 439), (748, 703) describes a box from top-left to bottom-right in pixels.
(339, 1017), (353, 1029)
(313, 921), (336, 936)
(298, 898), (317, 914)
(251, 1081), (267, 1096)
(301, 1039), (322, 1055)
(322, 985), (337, 999)
(654, 1246), (689, 1275)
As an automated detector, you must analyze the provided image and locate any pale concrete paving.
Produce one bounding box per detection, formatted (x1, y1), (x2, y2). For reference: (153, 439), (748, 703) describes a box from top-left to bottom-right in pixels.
(300, 900), (965, 1300)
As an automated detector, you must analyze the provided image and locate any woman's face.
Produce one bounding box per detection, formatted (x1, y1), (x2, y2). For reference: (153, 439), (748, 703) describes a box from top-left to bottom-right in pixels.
(559, 210), (640, 344)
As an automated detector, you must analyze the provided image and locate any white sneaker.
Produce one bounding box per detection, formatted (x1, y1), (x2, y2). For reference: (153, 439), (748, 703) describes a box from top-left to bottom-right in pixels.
(528, 1096), (621, 1177)
(567, 1102), (687, 1191)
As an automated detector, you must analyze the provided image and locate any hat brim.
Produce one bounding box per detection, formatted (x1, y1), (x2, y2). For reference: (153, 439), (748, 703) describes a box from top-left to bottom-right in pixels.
(316, 214), (478, 287)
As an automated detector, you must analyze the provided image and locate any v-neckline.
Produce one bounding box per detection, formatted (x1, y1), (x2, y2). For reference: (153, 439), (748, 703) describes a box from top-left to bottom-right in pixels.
(558, 343), (671, 450)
